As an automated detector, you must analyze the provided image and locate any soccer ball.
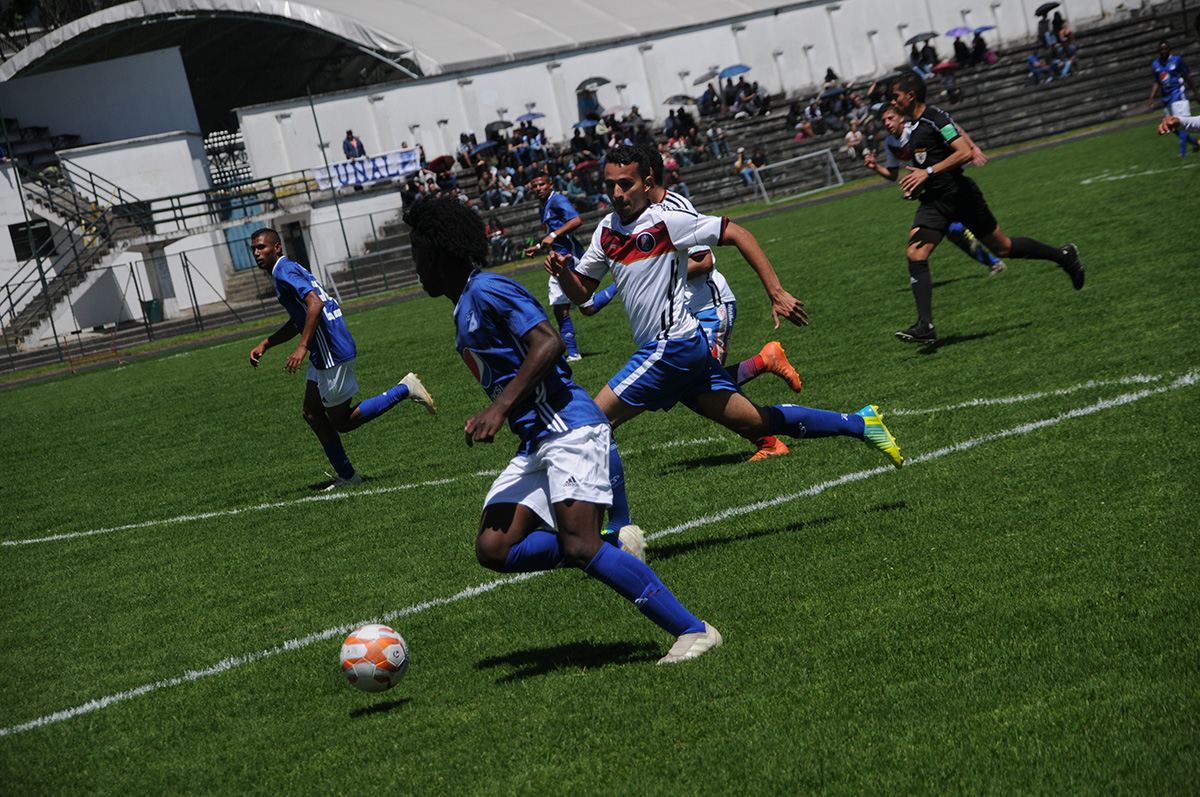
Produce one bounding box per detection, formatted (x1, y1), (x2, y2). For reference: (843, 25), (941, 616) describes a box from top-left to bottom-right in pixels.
(340, 624), (409, 692)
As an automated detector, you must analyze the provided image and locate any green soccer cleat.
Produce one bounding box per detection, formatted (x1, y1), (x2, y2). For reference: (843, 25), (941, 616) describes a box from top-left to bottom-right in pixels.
(856, 404), (903, 469)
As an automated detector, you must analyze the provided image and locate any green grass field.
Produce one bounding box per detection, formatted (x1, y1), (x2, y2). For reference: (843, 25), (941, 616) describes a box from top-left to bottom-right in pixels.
(1, 123), (1196, 794)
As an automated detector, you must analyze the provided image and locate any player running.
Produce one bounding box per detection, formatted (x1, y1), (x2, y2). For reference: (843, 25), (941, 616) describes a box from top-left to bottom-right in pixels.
(889, 72), (1084, 343)
(864, 107), (1006, 276)
(405, 195), (722, 665)
(584, 145), (801, 463)
(525, 173), (585, 361)
(1148, 40), (1200, 157)
(247, 228), (435, 490)
(545, 145), (903, 470)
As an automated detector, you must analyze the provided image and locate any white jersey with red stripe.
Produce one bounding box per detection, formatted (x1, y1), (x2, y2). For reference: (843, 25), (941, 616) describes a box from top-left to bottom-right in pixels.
(575, 202), (727, 347)
(658, 190), (735, 315)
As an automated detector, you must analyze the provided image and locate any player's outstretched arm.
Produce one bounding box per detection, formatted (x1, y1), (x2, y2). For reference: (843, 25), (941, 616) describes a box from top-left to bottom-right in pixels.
(721, 222), (808, 329)
(249, 321), (300, 369)
(463, 320), (565, 447)
(862, 150), (898, 181)
(545, 250), (600, 312)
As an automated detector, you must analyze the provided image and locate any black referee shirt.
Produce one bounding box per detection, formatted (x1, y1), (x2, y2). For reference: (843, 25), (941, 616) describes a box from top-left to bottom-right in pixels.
(907, 105), (965, 198)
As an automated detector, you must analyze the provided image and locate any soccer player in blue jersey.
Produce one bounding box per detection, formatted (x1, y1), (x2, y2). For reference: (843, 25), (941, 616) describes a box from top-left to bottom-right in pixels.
(1147, 40), (1200, 156)
(546, 146), (904, 470)
(248, 228), (435, 490)
(404, 196), (722, 664)
(525, 173), (585, 361)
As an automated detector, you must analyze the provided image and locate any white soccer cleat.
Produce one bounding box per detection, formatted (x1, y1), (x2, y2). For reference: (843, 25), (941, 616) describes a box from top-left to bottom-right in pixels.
(323, 471), (364, 491)
(400, 372), (437, 414)
(658, 622), (723, 665)
(617, 524), (646, 562)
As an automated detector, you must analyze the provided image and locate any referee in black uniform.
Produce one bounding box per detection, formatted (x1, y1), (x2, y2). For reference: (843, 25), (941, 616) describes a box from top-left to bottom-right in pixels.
(889, 72), (1084, 343)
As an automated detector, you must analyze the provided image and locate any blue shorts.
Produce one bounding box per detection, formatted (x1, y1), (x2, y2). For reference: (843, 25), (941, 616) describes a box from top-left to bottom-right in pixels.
(608, 334), (739, 412)
(694, 302), (736, 366)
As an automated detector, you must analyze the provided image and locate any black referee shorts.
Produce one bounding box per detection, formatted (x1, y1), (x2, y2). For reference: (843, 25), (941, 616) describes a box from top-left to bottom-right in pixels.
(911, 175), (998, 239)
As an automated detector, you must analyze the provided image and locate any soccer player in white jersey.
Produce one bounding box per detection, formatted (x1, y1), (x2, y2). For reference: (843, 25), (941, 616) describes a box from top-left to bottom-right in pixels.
(247, 228), (435, 490)
(405, 196), (721, 664)
(545, 146), (903, 469)
(584, 146), (803, 463)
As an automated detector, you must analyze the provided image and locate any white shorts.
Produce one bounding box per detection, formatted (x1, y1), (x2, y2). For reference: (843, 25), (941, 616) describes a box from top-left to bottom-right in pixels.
(1167, 99), (1192, 118)
(484, 424), (612, 529)
(307, 360), (359, 407)
(547, 275), (573, 308)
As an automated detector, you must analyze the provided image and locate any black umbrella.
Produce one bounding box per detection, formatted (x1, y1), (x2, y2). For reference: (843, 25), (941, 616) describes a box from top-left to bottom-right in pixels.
(484, 120), (513, 135)
(691, 69), (719, 86)
(1035, 2), (1059, 16)
(905, 31), (939, 46)
(576, 76), (610, 92)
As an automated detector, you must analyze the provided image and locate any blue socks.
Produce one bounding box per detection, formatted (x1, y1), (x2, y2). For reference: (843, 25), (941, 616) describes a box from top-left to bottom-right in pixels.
(502, 530), (564, 572)
(321, 437), (356, 479)
(591, 283), (618, 312)
(584, 544), (704, 636)
(1181, 131), (1199, 157)
(767, 404), (866, 439)
(357, 382), (409, 422)
(556, 313), (579, 357)
(606, 438), (631, 536)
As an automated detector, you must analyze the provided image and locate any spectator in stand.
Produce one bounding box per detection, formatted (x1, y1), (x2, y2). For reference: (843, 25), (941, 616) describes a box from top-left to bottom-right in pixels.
(733, 78), (759, 117)
(953, 36), (971, 66)
(1053, 12), (1076, 48)
(1037, 13), (1055, 46)
(400, 179), (423, 206)
(477, 168), (500, 209)
(485, 215), (509, 265)
(706, 121), (731, 158)
(343, 130), (366, 160)
(755, 82), (773, 115)
(699, 82), (720, 115)
(722, 79), (738, 108)
(843, 121), (865, 159)
(677, 107), (697, 132)
(972, 32), (994, 67)
(734, 147), (757, 186)
(456, 133), (474, 169)
(1028, 48), (1054, 84)
(787, 100), (816, 140)
(667, 130), (694, 166)
(661, 148), (692, 198)
(921, 41), (939, 72)
(510, 164), (531, 205)
(664, 109), (679, 137)
(566, 172), (607, 211)
(805, 99), (828, 135)
(495, 169), (519, 206)
(570, 128), (597, 160)
(910, 43), (931, 77)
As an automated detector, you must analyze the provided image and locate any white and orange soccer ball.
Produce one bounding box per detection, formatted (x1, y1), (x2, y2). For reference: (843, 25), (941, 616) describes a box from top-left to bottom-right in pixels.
(340, 624), (409, 692)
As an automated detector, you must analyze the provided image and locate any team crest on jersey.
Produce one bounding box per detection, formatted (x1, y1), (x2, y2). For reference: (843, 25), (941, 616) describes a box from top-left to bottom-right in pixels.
(914, 149), (927, 165)
(635, 232), (656, 252)
(601, 222), (675, 264)
(461, 348), (491, 387)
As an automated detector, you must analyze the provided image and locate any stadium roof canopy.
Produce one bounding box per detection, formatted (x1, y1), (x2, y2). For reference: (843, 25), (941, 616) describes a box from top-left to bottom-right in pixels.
(0, 0), (807, 133)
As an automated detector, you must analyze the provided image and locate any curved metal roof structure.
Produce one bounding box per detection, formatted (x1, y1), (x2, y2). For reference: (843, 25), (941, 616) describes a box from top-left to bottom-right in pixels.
(0, 0), (809, 131)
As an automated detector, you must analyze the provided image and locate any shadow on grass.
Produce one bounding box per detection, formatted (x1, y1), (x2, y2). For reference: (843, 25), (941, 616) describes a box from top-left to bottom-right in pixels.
(906, 321), (1033, 354)
(350, 697), (412, 718)
(649, 501), (907, 562)
(667, 451), (749, 469)
(476, 640), (661, 682)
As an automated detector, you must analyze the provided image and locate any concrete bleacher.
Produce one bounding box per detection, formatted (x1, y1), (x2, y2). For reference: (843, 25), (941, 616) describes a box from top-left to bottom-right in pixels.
(3, 3), (1192, 375)
(330, 2), (1196, 302)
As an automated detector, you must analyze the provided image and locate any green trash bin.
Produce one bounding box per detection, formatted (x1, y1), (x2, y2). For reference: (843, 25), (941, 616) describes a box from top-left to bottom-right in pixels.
(142, 300), (161, 323)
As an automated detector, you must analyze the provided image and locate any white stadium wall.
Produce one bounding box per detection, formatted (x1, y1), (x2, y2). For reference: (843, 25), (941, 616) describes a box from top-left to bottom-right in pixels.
(0, 48), (199, 146)
(238, 0), (1112, 174)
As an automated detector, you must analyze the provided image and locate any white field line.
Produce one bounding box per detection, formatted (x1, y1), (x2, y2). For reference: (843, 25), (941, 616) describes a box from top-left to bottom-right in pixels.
(2, 369), (1195, 738)
(1079, 162), (1197, 184)
(2, 370), (1191, 548)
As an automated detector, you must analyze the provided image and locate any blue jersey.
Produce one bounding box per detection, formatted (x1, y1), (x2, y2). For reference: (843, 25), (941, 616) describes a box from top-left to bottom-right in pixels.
(270, 256), (356, 369)
(1152, 54), (1191, 105)
(540, 192), (585, 261)
(455, 270), (607, 452)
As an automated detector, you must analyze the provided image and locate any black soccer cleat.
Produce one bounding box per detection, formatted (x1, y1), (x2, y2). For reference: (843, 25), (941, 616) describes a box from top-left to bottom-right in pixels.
(1060, 244), (1085, 290)
(895, 322), (937, 343)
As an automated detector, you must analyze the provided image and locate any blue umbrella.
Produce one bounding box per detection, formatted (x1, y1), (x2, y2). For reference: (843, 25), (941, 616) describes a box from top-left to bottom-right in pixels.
(718, 64), (751, 79)
(572, 118), (599, 128)
(516, 112), (545, 123)
(973, 25), (996, 33)
(470, 141), (498, 155)
(945, 26), (973, 37)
